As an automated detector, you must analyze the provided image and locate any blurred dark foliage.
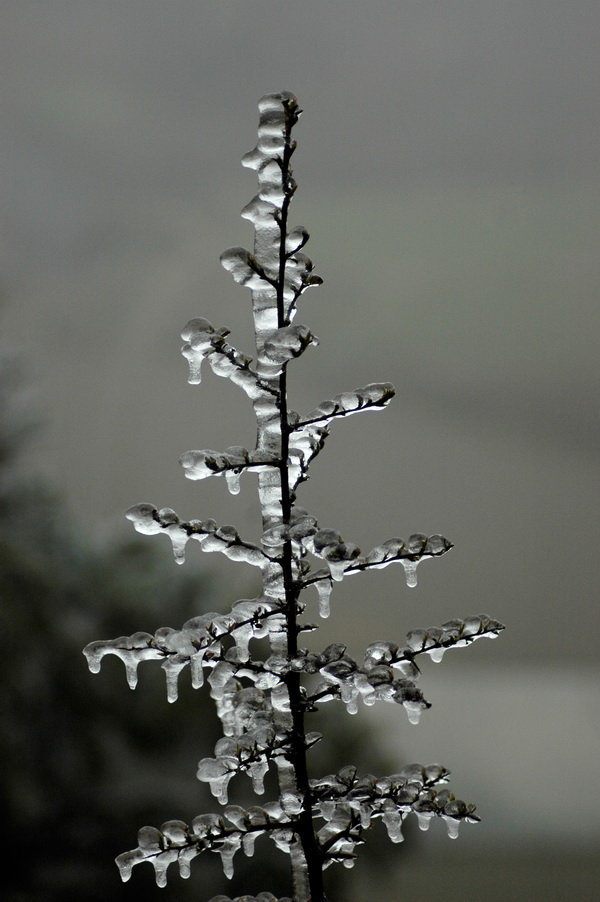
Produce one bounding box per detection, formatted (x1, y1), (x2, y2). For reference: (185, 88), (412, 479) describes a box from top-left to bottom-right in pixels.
(0, 359), (403, 901)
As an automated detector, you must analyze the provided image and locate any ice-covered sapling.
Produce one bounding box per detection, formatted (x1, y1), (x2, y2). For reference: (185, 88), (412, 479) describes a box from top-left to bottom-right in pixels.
(84, 92), (504, 902)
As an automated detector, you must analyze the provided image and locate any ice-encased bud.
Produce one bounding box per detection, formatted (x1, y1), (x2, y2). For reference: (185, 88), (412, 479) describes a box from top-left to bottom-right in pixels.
(241, 195), (278, 226)
(137, 824), (163, 851)
(262, 324), (317, 365)
(220, 247), (273, 290)
(286, 227), (309, 253)
(125, 503), (161, 534)
(161, 819), (188, 844)
(197, 756), (238, 804)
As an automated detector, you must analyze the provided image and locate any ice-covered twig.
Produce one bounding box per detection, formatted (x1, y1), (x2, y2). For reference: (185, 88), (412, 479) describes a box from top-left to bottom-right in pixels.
(180, 317), (277, 398)
(302, 531), (453, 587)
(116, 806), (301, 887)
(292, 383), (396, 431)
(125, 503), (272, 566)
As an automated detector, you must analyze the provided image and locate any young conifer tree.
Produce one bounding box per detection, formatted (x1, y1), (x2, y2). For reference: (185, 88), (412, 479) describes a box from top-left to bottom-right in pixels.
(84, 92), (504, 902)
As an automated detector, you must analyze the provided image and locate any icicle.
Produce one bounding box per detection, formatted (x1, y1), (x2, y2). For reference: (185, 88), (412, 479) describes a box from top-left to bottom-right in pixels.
(152, 850), (179, 887)
(162, 656), (188, 703)
(249, 758), (269, 794)
(403, 700), (423, 725)
(115, 849), (142, 883)
(416, 812), (433, 832)
(341, 681), (359, 715)
(177, 846), (198, 878)
(197, 757), (237, 803)
(219, 836), (242, 879)
(382, 809), (404, 843)
(270, 828), (293, 854)
(428, 646), (446, 663)
(166, 524), (189, 565)
(242, 831), (258, 857)
(123, 655), (140, 689)
(443, 816), (461, 839)
(357, 802), (372, 830)
(232, 621), (253, 662)
(401, 559), (419, 588)
(190, 648), (209, 688)
(181, 345), (205, 384)
(345, 696), (359, 715)
(327, 560), (347, 582)
(315, 578), (332, 618)
(225, 470), (241, 495)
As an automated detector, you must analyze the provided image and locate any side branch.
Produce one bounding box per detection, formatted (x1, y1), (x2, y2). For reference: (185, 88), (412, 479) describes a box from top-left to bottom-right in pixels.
(126, 503), (272, 566)
(181, 317), (278, 398)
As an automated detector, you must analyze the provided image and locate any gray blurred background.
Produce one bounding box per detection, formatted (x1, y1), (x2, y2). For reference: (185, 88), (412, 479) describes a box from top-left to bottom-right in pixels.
(1, 1), (598, 899)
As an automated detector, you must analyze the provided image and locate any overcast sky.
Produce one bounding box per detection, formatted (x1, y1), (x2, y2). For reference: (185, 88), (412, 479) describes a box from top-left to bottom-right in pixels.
(2, 0), (599, 858)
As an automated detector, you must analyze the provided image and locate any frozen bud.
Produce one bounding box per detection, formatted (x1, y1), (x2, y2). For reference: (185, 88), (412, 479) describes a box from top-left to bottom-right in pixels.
(286, 227), (309, 253)
(161, 819), (188, 844)
(406, 534), (428, 554)
(220, 248), (273, 290)
(312, 528), (342, 553)
(125, 503), (161, 534)
(137, 825), (163, 852)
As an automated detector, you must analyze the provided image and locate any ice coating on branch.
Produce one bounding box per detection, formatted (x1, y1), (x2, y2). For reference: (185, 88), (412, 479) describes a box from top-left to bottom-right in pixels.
(303, 531), (452, 589)
(295, 383), (395, 430)
(181, 318), (273, 401)
(83, 632), (162, 689)
(310, 764), (478, 864)
(197, 757), (238, 804)
(405, 615), (505, 658)
(300, 643), (430, 720)
(179, 447), (277, 492)
(286, 227), (309, 254)
(221, 247), (275, 290)
(307, 528), (361, 582)
(126, 503), (269, 569)
(259, 324), (317, 375)
(242, 90), (297, 170)
(86, 93), (504, 895)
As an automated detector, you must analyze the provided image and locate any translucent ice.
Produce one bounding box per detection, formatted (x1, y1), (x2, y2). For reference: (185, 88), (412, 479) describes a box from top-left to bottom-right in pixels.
(403, 700), (424, 725)
(162, 655), (189, 703)
(443, 816), (461, 839)
(220, 247), (273, 291)
(315, 578), (332, 618)
(219, 834), (242, 880)
(401, 559), (419, 588)
(225, 470), (242, 495)
(428, 646), (446, 663)
(416, 812), (433, 832)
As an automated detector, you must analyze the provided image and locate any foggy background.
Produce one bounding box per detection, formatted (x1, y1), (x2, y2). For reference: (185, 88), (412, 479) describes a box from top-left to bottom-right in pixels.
(1, 2), (598, 899)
